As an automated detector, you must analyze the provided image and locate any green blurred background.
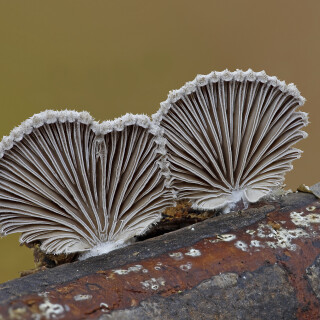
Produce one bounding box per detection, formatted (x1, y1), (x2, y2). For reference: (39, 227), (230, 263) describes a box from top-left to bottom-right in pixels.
(0, 0), (319, 283)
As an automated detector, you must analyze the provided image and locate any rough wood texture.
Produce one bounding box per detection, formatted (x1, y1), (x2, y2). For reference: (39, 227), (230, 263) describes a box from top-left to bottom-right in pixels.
(1, 191), (320, 320)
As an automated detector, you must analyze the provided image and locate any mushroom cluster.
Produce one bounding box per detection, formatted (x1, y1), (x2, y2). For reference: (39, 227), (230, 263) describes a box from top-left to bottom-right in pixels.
(0, 70), (308, 258)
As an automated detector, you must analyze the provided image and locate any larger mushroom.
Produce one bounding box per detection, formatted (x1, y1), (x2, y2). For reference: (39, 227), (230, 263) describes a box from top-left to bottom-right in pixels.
(153, 69), (308, 211)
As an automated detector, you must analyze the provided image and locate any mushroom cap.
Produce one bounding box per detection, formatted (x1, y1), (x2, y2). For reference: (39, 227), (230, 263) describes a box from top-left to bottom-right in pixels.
(0, 110), (173, 255)
(153, 69), (308, 210)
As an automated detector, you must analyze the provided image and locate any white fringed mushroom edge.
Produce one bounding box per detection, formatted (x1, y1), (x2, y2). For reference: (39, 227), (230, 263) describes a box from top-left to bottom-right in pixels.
(0, 109), (173, 190)
(0, 110), (173, 206)
(152, 69), (306, 125)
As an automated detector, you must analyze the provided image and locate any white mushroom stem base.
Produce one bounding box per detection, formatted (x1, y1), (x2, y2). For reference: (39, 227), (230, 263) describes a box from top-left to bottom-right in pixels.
(79, 239), (129, 260)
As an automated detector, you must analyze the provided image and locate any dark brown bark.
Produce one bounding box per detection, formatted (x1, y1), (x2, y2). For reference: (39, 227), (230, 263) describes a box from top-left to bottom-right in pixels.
(1, 191), (320, 319)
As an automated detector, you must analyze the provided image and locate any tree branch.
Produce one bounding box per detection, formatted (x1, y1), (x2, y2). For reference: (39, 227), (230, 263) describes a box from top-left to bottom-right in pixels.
(1, 191), (320, 319)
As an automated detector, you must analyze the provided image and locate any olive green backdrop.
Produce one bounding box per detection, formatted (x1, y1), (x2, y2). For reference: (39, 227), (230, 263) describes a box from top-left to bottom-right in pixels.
(0, 0), (319, 283)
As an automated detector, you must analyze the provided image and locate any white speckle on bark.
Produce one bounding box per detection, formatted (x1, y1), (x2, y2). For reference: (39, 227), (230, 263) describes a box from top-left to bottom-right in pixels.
(185, 248), (201, 257)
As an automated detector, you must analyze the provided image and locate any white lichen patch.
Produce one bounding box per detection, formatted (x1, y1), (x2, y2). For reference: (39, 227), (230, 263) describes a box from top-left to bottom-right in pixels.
(291, 211), (320, 227)
(73, 294), (93, 301)
(185, 248), (201, 257)
(266, 241), (278, 249)
(113, 265), (143, 275)
(141, 278), (166, 291)
(246, 230), (256, 235)
(272, 229), (304, 250)
(38, 298), (66, 320)
(235, 241), (248, 252)
(154, 262), (163, 270)
(209, 234), (237, 243)
(236, 220), (309, 251)
(250, 240), (262, 248)
(256, 224), (276, 238)
(38, 292), (50, 298)
(268, 222), (307, 248)
(100, 303), (109, 313)
(306, 206), (316, 212)
(217, 234), (237, 242)
(180, 262), (192, 271)
(169, 252), (184, 260)
(36, 291), (68, 319)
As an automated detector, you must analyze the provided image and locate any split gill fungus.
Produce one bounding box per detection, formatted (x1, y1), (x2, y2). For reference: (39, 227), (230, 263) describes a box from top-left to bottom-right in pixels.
(0, 69), (308, 259)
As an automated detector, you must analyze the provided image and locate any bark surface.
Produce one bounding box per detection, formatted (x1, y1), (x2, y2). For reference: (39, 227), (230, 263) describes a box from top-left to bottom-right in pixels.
(1, 191), (320, 320)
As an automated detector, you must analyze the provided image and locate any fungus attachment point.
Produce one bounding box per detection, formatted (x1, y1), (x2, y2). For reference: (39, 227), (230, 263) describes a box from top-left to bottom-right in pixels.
(153, 69), (308, 211)
(0, 111), (173, 257)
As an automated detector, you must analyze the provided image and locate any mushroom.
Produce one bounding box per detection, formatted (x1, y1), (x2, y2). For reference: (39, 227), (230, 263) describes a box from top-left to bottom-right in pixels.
(0, 110), (173, 258)
(153, 69), (308, 211)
